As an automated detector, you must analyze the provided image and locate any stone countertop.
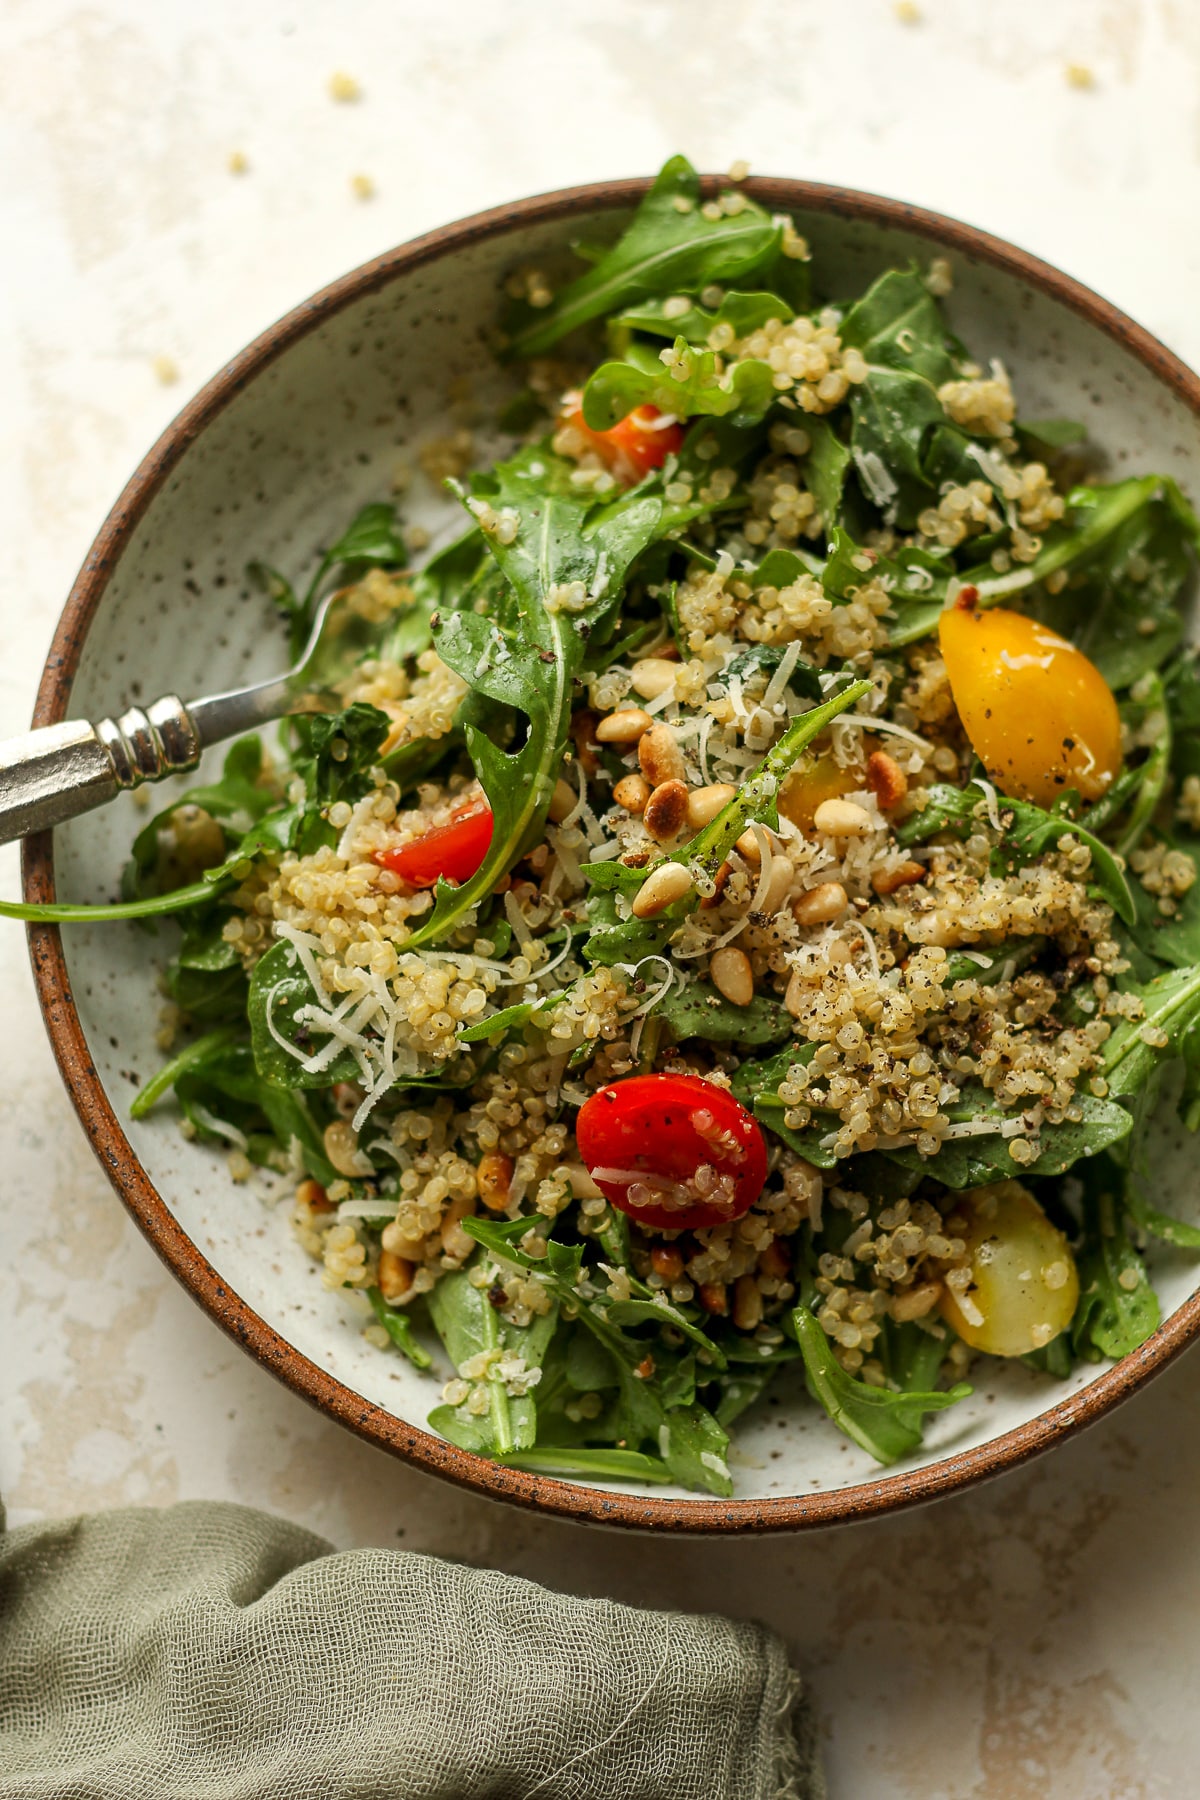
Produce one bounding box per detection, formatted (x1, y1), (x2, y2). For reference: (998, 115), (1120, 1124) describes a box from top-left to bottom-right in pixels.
(2, 3), (1197, 1793)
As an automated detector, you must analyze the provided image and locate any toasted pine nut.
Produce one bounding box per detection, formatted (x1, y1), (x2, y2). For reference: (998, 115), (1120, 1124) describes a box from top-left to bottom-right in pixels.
(867, 749), (909, 810)
(813, 796), (874, 837)
(613, 773), (651, 814)
(571, 708), (601, 776)
(892, 1279), (943, 1323)
(700, 861), (732, 909)
(382, 1218), (426, 1258)
(477, 1151), (514, 1212)
(296, 1177), (333, 1215)
(323, 1120), (373, 1179)
(651, 1245), (685, 1283)
(710, 945), (754, 1007)
(631, 860), (694, 918)
(759, 1238), (792, 1281)
(792, 881), (848, 927)
(643, 778), (689, 842)
(784, 967), (807, 1018)
(440, 1194), (477, 1259)
(596, 706), (652, 743)
(638, 723), (686, 786)
(757, 854), (794, 917)
(735, 827), (770, 864)
(686, 782), (737, 828)
(698, 1281), (728, 1316)
(378, 1250), (414, 1302)
(732, 1274), (764, 1332)
(547, 777), (577, 823)
(630, 657), (679, 699)
(872, 859), (927, 897)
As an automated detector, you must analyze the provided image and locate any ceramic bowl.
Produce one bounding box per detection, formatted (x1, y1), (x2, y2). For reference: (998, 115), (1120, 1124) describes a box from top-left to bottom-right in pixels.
(25, 175), (1200, 1532)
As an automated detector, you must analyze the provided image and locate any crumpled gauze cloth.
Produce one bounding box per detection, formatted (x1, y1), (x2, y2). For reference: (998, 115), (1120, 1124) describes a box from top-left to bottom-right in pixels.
(0, 1500), (823, 1800)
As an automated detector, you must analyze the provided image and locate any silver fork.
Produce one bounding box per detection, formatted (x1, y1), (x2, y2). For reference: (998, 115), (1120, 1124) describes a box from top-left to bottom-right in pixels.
(0, 592), (345, 844)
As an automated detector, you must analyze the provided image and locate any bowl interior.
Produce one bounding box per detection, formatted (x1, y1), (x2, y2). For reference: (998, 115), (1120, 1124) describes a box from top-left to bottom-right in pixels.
(39, 189), (1200, 1519)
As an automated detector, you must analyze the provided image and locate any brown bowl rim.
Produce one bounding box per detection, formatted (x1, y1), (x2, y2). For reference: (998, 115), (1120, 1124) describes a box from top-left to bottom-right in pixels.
(22, 173), (1200, 1533)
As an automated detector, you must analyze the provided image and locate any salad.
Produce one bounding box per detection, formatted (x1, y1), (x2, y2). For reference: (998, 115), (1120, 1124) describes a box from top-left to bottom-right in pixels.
(26, 155), (1200, 1495)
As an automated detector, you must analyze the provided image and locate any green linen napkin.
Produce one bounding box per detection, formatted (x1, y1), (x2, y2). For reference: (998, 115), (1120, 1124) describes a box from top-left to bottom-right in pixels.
(0, 1500), (822, 1798)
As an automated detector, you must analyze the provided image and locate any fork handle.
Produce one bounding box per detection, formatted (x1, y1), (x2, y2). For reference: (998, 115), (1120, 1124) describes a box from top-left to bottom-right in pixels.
(0, 696), (202, 844)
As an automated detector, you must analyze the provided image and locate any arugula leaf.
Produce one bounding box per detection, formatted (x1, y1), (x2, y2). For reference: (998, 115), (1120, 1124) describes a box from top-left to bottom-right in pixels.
(1017, 418), (1088, 451)
(1072, 1186), (1160, 1361)
(405, 452), (662, 948)
(848, 365), (946, 528)
(427, 1260), (559, 1456)
(1033, 483), (1197, 690)
(896, 782), (1136, 926)
(616, 289), (794, 343)
(367, 1288), (433, 1370)
(130, 1026), (241, 1120)
(802, 416), (853, 524)
(720, 641), (823, 700)
(505, 155), (782, 359)
(582, 338), (776, 430)
(882, 1090), (1132, 1188)
(655, 979), (792, 1047)
(494, 1447), (673, 1483)
(1102, 965), (1200, 1108)
(838, 268), (959, 384)
(247, 939), (363, 1089)
(791, 1305), (970, 1465)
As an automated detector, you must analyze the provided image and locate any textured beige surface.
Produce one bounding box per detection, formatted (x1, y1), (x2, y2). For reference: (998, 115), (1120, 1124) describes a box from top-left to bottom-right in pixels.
(2, 2), (1199, 1792)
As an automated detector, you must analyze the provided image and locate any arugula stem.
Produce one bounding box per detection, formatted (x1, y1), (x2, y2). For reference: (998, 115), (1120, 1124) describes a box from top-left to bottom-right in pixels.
(0, 878), (229, 925)
(479, 1279), (516, 1455)
(129, 1026), (240, 1120)
(494, 1447), (673, 1483)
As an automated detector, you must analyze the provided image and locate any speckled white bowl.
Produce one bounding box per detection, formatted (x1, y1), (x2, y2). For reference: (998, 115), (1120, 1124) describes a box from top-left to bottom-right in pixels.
(25, 176), (1200, 1532)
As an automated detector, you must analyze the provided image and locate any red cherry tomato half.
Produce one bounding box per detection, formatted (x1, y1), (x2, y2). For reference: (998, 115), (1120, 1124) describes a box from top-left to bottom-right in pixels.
(375, 803), (493, 888)
(563, 401), (685, 486)
(575, 1072), (767, 1230)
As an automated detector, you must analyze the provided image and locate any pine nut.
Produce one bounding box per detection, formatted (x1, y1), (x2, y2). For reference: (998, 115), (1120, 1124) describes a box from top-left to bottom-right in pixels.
(698, 1281), (728, 1315)
(643, 778), (689, 842)
(596, 706), (652, 743)
(757, 854), (794, 916)
(867, 749), (908, 810)
(323, 1120), (373, 1179)
(710, 945), (754, 1007)
(732, 1274), (764, 1332)
(792, 881), (848, 926)
(547, 777), (577, 823)
(571, 708), (601, 775)
(686, 782), (737, 828)
(477, 1151), (514, 1212)
(892, 1279), (943, 1323)
(813, 796), (874, 837)
(565, 1162), (604, 1199)
(651, 1245), (685, 1282)
(637, 723), (686, 786)
(735, 827), (769, 863)
(296, 1178), (333, 1215)
(759, 1238), (792, 1280)
(785, 967), (807, 1018)
(631, 860), (694, 917)
(613, 773), (651, 814)
(630, 657), (679, 699)
(378, 1250), (414, 1302)
(440, 1194), (477, 1259)
(872, 860), (927, 897)
(700, 860), (732, 909)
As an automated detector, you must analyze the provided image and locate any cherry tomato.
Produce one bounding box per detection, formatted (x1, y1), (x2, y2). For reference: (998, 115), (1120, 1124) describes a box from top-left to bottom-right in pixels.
(575, 1072), (767, 1230)
(939, 600), (1122, 806)
(375, 803), (493, 888)
(563, 401), (685, 486)
(778, 738), (876, 832)
(937, 1180), (1079, 1357)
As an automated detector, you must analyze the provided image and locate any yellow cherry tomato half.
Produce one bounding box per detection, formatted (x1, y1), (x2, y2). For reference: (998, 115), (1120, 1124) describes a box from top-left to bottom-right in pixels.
(938, 601), (1122, 806)
(938, 1179), (1079, 1358)
(778, 737), (876, 832)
